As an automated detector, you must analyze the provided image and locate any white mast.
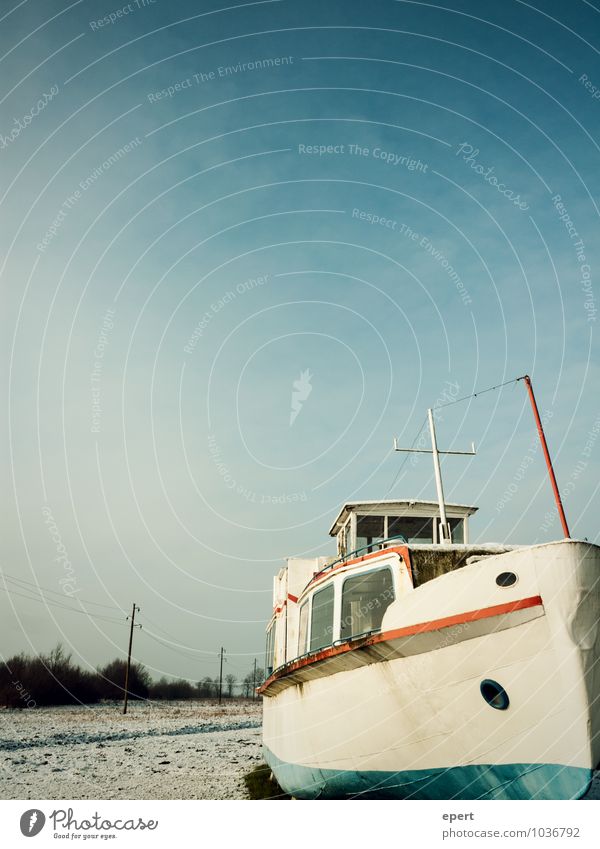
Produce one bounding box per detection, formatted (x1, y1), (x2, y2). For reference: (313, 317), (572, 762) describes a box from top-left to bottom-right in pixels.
(428, 408), (451, 543)
(393, 410), (476, 544)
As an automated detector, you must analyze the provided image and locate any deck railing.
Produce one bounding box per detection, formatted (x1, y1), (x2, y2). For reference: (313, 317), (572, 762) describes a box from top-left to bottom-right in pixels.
(305, 534), (408, 589)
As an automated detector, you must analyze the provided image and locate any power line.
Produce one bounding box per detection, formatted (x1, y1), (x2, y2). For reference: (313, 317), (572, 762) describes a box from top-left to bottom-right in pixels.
(0, 571), (125, 612)
(0, 584), (127, 624)
(2, 591), (217, 659)
(139, 614), (260, 662)
(140, 627), (220, 663)
(139, 611), (212, 650)
(139, 620), (260, 674)
(138, 613), (221, 657)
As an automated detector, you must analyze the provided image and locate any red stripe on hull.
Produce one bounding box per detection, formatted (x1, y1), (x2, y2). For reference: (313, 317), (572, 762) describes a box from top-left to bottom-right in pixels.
(259, 595), (543, 695)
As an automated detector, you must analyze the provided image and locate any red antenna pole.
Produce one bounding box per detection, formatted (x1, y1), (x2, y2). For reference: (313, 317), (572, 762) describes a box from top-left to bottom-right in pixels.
(519, 375), (570, 539)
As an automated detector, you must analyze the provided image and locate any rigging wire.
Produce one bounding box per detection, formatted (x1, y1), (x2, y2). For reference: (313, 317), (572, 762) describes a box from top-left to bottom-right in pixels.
(436, 376), (523, 410)
(385, 376), (524, 494)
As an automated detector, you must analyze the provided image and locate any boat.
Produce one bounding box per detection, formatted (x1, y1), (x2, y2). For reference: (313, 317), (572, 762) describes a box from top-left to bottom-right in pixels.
(259, 377), (600, 799)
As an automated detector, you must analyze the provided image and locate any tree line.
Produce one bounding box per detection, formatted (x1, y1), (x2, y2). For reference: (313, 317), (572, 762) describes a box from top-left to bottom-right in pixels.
(0, 645), (264, 708)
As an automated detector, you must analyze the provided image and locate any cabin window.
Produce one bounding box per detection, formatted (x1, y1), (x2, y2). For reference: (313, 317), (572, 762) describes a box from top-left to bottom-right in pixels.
(388, 516), (433, 544)
(298, 600), (309, 655)
(356, 515), (385, 552)
(310, 584), (335, 652)
(341, 568), (394, 640)
(265, 623), (275, 677)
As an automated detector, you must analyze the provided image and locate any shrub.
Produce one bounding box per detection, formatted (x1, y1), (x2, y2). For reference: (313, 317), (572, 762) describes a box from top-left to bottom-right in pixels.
(148, 677), (196, 700)
(0, 645), (101, 707)
(96, 658), (151, 701)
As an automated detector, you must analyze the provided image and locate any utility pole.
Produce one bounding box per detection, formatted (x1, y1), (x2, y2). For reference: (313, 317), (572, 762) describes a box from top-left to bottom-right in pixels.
(123, 603), (140, 715)
(218, 647), (225, 704)
(252, 657), (257, 700)
(394, 411), (475, 543)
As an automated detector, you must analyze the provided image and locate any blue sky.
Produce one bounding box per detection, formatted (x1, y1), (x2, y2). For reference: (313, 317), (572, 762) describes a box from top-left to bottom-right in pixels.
(1, 0), (599, 681)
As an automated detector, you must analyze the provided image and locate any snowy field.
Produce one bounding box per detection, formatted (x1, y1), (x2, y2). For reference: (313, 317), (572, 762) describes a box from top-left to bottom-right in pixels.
(0, 700), (262, 800)
(1, 700), (598, 800)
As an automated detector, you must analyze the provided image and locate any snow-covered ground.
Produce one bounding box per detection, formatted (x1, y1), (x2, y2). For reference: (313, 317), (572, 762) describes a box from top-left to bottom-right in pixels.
(1, 700), (597, 800)
(0, 700), (262, 800)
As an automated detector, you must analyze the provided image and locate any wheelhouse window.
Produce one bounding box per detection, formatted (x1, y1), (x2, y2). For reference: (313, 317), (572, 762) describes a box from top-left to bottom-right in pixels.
(356, 515), (385, 552)
(298, 600), (309, 656)
(310, 583), (335, 652)
(388, 516), (433, 544)
(449, 518), (464, 543)
(341, 568), (395, 640)
(265, 623), (275, 677)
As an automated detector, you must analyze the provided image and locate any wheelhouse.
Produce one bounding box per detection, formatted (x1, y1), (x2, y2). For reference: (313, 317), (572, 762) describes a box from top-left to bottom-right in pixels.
(264, 500), (479, 677)
(330, 499), (477, 555)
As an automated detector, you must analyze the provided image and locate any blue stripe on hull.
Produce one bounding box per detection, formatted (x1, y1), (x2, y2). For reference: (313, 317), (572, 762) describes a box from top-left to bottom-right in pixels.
(263, 746), (592, 800)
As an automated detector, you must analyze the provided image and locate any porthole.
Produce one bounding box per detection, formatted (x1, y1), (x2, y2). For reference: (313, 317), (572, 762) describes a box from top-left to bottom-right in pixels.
(496, 571), (518, 588)
(480, 679), (509, 710)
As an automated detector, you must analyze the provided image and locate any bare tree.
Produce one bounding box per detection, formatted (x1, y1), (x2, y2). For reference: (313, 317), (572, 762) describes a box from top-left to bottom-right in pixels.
(241, 673), (251, 698)
(197, 676), (215, 698)
(225, 673), (236, 698)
